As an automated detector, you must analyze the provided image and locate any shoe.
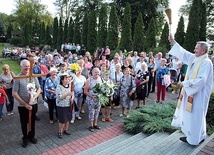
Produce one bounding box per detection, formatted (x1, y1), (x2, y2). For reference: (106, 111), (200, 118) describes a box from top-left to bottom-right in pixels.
(156, 100), (160, 103)
(10, 111), (14, 115)
(135, 106), (140, 109)
(70, 118), (75, 123)
(105, 118), (113, 122)
(101, 117), (106, 122)
(22, 139), (28, 148)
(63, 130), (71, 135)
(126, 114), (130, 118)
(161, 101), (165, 104)
(76, 116), (82, 120)
(0, 117), (2, 121)
(150, 91), (155, 93)
(49, 120), (54, 124)
(30, 138), (37, 144)
(58, 133), (62, 139)
(179, 137), (188, 143)
(94, 125), (101, 130)
(35, 116), (40, 121)
(7, 112), (11, 116)
(119, 113), (125, 117)
(89, 126), (94, 132)
(80, 110), (85, 114)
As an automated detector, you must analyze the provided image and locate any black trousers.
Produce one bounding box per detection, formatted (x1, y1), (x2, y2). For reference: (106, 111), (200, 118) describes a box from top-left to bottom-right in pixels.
(47, 98), (58, 121)
(152, 71), (156, 92)
(18, 105), (36, 140)
(147, 75), (154, 96)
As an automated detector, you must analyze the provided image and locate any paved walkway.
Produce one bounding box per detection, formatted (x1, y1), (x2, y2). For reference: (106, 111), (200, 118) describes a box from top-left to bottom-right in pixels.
(0, 86), (213, 155)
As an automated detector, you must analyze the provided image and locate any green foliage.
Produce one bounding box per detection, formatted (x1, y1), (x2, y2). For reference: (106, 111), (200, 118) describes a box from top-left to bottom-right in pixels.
(81, 12), (88, 47)
(144, 18), (156, 52)
(52, 17), (58, 49)
(133, 13), (144, 52)
(206, 93), (214, 134)
(107, 4), (119, 50)
(45, 25), (52, 46)
(63, 18), (69, 43)
(152, 46), (168, 55)
(68, 17), (74, 44)
(120, 3), (132, 51)
(199, 2), (206, 41)
(97, 4), (108, 48)
(73, 11), (81, 44)
(159, 22), (170, 51)
(124, 102), (178, 134)
(87, 10), (97, 54)
(183, 0), (200, 52)
(174, 16), (185, 46)
(57, 17), (63, 49)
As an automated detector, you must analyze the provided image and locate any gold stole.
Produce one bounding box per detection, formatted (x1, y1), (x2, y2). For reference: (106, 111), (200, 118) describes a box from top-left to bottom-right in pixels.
(177, 55), (208, 112)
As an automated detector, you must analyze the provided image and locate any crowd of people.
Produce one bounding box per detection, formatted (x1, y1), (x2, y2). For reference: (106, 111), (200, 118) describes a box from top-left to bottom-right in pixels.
(0, 39), (213, 147)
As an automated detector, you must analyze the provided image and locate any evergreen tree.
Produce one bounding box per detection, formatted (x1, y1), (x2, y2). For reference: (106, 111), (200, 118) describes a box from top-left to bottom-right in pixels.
(45, 25), (52, 45)
(81, 12), (88, 49)
(159, 22), (170, 50)
(23, 21), (32, 46)
(199, 2), (206, 41)
(63, 18), (69, 43)
(120, 3), (132, 51)
(39, 22), (46, 44)
(73, 11), (81, 44)
(52, 17), (58, 49)
(57, 17), (63, 50)
(174, 16), (185, 46)
(0, 18), (4, 36)
(133, 12), (144, 52)
(87, 10), (97, 54)
(97, 4), (108, 48)
(144, 18), (156, 52)
(183, 0), (200, 52)
(68, 17), (74, 43)
(107, 4), (119, 50)
(6, 23), (13, 40)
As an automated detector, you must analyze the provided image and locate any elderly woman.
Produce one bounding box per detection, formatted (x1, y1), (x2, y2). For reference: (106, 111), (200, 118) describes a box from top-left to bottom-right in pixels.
(70, 66), (86, 123)
(156, 58), (170, 103)
(45, 67), (60, 124)
(0, 64), (15, 115)
(56, 73), (73, 139)
(119, 67), (136, 117)
(84, 68), (102, 132)
(136, 63), (149, 108)
(147, 56), (156, 97)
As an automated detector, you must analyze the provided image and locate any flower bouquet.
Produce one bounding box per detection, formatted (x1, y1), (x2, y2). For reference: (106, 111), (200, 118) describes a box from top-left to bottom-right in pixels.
(70, 63), (79, 74)
(93, 82), (116, 106)
(26, 82), (37, 105)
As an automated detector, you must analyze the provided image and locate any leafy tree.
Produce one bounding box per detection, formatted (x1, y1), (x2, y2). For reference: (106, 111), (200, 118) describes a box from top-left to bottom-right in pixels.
(159, 22), (170, 51)
(107, 4), (119, 50)
(57, 17), (63, 49)
(6, 23), (13, 40)
(174, 16), (185, 46)
(45, 25), (52, 45)
(73, 11), (81, 44)
(39, 22), (46, 45)
(52, 17), (58, 49)
(199, 2), (206, 41)
(87, 10), (97, 54)
(144, 18), (156, 52)
(97, 4), (108, 48)
(81, 12), (88, 48)
(133, 12), (144, 52)
(68, 17), (74, 43)
(120, 3), (132, 51)
(0, 18), (5, 36)
(183, 0), (200, 52)
(63, 18), (69, 43)
(23, 21), (32, 46)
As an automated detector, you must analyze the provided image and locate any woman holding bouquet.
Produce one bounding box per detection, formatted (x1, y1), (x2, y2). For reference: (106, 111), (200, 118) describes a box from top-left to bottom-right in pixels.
(84, 68), (102, 132)
(119, 67), (136, 117)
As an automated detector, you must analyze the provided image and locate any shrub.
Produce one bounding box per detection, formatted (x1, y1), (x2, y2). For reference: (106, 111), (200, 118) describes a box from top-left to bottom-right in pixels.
(124, 102), (178, 134)
(207, 92), (214, 135)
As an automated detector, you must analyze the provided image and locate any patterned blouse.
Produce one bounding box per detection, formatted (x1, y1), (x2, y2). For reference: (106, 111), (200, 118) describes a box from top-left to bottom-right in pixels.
(56, 84), (71, 107)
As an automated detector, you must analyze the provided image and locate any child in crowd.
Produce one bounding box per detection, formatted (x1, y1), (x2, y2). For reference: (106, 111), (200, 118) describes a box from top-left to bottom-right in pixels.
(0, 85), (9, 121)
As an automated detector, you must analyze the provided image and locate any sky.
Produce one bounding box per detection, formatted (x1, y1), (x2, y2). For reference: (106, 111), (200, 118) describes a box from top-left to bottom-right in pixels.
(0, 0), (187, 34)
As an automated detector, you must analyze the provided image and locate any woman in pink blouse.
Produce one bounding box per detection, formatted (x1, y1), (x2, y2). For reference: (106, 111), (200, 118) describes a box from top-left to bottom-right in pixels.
(84, 56), (93, 71)
(100, 55), (110, 69)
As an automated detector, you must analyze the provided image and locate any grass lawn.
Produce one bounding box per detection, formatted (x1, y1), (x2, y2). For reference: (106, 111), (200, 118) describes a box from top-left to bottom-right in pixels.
(0, 43), (20, 75)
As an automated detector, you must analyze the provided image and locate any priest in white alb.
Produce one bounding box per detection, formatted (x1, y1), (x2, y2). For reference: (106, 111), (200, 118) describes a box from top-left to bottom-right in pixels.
(168, 34), (213, 146)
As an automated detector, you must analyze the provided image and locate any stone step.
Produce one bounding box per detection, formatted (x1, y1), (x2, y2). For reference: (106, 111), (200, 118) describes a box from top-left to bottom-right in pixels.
(114, 132), (170, 155)
(94, 132), (147, 155)
(77, 133), (134, 155)
(136, 130), (209, 155)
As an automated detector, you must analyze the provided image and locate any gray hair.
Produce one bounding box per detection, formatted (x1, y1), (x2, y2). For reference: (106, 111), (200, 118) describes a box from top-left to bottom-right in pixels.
(197, 41), (210, 53)
(20, 59), (29, 67)
(92, 67), (100, 74)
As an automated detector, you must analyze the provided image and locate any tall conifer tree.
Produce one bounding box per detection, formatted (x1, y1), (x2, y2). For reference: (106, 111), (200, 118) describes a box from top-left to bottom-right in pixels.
(174, 16), (185, 46)
(81, 12), (88, 49)
(52, 17), (58, 49)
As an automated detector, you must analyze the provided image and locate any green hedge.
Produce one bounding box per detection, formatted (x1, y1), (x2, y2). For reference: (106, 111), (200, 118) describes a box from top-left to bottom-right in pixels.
(207, 92), (214, 135)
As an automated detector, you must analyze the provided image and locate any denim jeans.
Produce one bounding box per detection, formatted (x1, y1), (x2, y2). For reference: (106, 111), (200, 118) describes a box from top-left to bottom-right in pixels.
(0, 104), (4, 117)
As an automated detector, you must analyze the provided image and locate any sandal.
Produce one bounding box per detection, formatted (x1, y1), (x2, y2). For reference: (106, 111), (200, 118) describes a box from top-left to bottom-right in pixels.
(63, 130), (71, 135)
(94, 125), (101, 130)
(76, 116), (82, 120)
(89, 126), (94, 132)
(58, 133), (62, 139)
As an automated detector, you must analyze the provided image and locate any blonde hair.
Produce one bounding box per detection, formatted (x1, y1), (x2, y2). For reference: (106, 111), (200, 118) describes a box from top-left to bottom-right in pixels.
(2, 64), (9, 70)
